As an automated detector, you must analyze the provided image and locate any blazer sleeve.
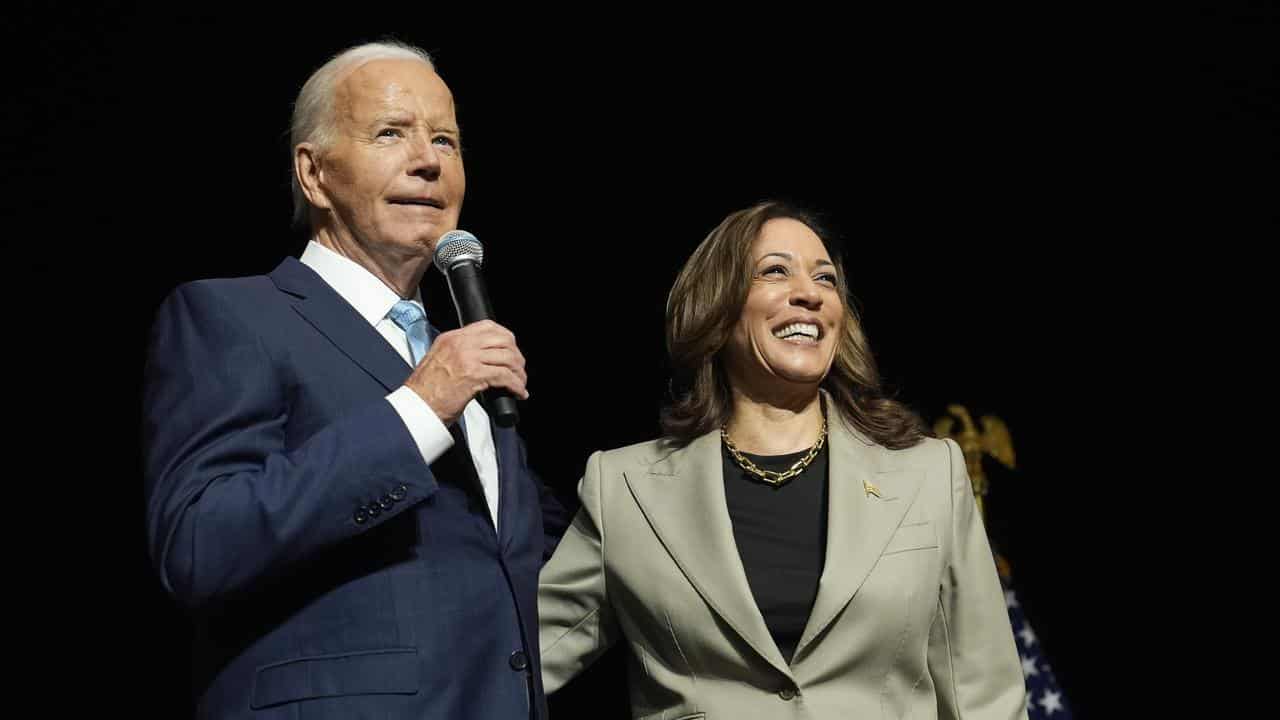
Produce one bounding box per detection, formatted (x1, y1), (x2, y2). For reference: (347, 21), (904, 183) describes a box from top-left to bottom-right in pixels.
(142, 282), (436, 612)
(928, 438), (1030, 720)
(537, 450), (621, 694)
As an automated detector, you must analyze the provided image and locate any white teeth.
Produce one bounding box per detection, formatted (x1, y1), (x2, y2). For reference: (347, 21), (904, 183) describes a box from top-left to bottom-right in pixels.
(773, 323), (819, 340)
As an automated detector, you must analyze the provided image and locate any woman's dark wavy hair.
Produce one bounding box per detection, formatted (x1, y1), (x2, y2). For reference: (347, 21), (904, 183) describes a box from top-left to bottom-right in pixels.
(660, 200), (927, 450)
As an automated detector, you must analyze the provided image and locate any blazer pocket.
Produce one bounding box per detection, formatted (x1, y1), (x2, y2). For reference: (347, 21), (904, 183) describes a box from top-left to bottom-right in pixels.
(250, 647), (418, 709)
(882, 521), (938, 556)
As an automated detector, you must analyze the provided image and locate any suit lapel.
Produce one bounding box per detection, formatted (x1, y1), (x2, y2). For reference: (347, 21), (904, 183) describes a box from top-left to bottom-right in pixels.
(624, 432), (794, 680)
(493, 422), (519, 549)
(792, 414), (924, 661)
(270, 257), (411, 392)
(273, 259), (508, 547)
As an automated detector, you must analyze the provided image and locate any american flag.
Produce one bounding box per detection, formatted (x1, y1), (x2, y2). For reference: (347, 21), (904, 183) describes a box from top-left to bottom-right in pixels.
(1001, 567), (1073, 719)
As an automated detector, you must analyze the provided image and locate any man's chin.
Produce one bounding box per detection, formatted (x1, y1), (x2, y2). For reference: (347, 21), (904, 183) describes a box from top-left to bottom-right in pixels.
(387, 228), (446, 255)
(417, 223), (460, 248)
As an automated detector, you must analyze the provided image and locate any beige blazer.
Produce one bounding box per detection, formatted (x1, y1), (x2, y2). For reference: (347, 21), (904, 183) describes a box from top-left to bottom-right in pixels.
(538, 411), (1029, 720)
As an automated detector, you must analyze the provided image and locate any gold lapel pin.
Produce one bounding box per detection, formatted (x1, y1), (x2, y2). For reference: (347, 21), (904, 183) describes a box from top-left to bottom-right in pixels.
(864, 479), (881, 498)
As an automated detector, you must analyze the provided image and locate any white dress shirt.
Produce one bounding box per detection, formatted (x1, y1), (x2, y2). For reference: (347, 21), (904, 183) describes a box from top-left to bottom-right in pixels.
(301, 241), (500, 530)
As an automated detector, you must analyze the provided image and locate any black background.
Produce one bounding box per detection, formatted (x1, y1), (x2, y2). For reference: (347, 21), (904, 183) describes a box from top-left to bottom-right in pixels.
(15, 4), (1275, 716)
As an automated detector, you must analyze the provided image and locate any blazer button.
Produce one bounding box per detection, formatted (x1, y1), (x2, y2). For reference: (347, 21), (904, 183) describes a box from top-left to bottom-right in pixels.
(353, 508), (369, 525)
(509, 650), (529, 672)
(379, 494), (395, 510)
(366, 502), (382, 517)
(389, 484), (408, 501)
(778, 687), (797, 701)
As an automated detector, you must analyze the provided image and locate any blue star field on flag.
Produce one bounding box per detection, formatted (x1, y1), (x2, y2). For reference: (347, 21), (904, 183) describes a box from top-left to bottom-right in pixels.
(1002, 574), (1073, 719)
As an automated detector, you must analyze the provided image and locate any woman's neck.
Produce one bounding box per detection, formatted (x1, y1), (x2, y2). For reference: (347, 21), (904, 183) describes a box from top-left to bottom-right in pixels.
(724, 391), (825, 455)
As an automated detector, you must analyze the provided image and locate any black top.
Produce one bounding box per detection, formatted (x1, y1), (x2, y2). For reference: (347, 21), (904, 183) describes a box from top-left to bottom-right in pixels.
(722, 442), (829, 664)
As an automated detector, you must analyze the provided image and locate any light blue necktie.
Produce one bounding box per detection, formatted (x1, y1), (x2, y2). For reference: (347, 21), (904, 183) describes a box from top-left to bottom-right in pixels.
(389, 299), (470, 443)
(388, 300), (431, 366)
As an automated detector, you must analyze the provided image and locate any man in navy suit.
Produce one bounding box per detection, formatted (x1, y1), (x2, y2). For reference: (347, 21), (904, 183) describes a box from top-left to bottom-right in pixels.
(143, 41), (562, 719)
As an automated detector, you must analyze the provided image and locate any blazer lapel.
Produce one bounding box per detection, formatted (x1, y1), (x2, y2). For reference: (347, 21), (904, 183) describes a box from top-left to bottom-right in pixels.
(624, 431), (794, 681)
(270, 257), (411, 392)
(792, 414), (924, 661)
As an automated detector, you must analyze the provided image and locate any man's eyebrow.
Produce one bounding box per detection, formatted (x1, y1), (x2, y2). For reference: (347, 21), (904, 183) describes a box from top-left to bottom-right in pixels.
(367, 115), (461, 135)
(369, 112), (414, 126)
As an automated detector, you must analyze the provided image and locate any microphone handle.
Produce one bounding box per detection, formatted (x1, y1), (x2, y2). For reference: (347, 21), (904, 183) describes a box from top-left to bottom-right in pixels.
(446, 261), (520, 427)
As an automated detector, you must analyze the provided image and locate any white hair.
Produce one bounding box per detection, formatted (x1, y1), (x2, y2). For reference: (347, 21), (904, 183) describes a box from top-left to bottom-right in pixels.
(290, 41), (436, 227)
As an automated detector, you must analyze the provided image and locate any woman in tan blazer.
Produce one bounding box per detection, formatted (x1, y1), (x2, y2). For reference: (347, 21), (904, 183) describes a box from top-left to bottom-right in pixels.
(538, 201), (1028, 719)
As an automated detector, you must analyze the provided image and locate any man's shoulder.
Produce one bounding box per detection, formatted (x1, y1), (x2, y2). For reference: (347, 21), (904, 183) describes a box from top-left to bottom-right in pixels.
(176, 273), (277, 298)
(152, 265), (298, 336)
(163, 264), (293, 313)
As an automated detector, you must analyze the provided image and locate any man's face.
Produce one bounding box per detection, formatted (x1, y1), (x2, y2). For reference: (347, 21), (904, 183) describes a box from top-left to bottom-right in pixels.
(312, 59), (465, 261)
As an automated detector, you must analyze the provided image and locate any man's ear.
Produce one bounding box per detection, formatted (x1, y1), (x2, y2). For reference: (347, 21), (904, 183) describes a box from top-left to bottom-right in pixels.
(294, 143), (332, 212)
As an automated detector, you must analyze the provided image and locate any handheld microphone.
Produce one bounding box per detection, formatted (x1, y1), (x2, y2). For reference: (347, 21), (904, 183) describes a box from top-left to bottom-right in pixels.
(432, 230), (519, 427)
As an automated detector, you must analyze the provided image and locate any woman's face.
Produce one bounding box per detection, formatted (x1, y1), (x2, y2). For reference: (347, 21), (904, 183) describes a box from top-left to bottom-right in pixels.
(724, 218), (845, 396)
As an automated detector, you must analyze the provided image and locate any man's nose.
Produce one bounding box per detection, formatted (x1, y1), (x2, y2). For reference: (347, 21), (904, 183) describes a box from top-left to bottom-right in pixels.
(407, 136), (442, 180)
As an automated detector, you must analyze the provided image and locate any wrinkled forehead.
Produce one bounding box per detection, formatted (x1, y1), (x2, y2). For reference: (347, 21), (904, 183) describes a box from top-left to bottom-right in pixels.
(334, 58), (455, 126)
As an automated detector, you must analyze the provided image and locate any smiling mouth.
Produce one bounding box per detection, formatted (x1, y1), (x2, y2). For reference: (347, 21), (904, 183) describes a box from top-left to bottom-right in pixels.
(773, 322), (821, 344)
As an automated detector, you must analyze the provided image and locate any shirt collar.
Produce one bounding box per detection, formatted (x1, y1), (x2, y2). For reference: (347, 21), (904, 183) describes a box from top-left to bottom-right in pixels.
(300, 240), (423, 326)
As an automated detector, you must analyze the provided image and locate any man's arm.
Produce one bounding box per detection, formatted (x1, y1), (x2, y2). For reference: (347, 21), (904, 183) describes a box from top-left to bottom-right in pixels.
(142, 281), (434, 612)
(537, 466), (575, 563)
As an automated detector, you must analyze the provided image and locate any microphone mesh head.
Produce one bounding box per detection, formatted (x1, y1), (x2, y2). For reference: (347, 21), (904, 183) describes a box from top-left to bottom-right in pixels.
(433, 230), (484, 272)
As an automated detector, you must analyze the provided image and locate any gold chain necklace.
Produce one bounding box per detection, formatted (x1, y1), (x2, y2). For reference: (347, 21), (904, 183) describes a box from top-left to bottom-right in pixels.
(721, 416), (828, 487)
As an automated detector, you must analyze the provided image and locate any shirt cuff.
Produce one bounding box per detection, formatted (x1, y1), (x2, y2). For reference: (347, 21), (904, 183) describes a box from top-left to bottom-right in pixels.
(386, 386), (455, 466)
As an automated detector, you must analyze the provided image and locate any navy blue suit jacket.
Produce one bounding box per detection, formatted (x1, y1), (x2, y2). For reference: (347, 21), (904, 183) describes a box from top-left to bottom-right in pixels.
(143, 257), (562, 719)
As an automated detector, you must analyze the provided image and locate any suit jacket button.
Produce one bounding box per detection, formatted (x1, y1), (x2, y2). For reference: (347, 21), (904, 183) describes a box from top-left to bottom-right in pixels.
(509, 650), (529, 671)
(366, 502), (382, 517)
(379, 494), (395, 509)
(353, 508), (369, 525)
(390, 484), (408, 501)
(778, 687), (797, 701)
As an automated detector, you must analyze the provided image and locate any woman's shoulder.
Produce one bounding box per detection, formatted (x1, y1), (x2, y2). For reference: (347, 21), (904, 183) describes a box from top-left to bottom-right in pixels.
(873, 434), (957, 472)
(594, 436), (680, 467)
